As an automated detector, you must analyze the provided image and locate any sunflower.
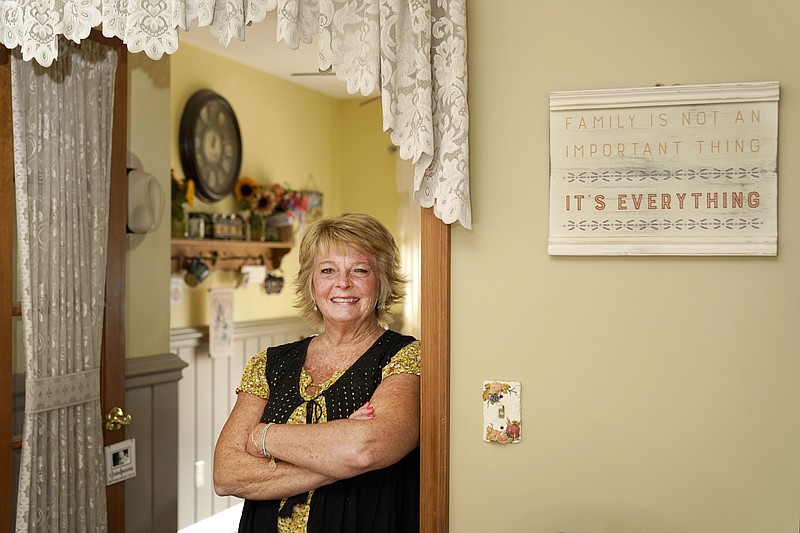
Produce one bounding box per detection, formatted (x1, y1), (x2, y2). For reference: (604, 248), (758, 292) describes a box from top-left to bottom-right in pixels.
(185, 179), (195, 207)
(250, 188), (278, 216)
(234, 176), (259, 202)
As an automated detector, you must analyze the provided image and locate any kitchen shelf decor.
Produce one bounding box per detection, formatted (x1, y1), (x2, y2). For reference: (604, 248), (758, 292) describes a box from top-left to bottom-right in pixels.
(171, 225), (293, 274)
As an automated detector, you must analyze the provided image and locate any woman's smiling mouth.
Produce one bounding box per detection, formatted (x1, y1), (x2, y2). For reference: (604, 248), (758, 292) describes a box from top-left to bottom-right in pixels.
(331, 297), (359, 303)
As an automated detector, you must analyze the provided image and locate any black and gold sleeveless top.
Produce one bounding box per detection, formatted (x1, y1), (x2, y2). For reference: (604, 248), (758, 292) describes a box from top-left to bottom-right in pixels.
(237, 329), (420, 533)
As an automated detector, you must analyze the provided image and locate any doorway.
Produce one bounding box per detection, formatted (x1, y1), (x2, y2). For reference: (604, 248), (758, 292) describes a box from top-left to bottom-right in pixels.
(167, 40), (448, 531)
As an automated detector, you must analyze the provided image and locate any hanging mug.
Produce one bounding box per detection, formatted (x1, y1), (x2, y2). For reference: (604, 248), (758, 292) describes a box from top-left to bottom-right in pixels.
(264, 270), (284, 294)
(184, 257), (210, 287)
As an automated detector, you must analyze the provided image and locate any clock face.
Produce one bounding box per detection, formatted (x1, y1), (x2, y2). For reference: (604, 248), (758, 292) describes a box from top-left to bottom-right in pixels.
(179, 90), (243, 202)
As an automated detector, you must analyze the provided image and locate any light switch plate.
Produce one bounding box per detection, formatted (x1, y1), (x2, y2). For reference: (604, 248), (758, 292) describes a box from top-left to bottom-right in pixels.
(482, 380), (521, 444)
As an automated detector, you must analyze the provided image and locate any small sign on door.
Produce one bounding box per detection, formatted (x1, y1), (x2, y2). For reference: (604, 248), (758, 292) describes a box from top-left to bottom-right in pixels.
(105, 438), (136, 485)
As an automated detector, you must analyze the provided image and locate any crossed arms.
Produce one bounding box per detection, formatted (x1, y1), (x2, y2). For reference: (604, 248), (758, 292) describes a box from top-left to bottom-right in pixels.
(213, 372), (420, 501)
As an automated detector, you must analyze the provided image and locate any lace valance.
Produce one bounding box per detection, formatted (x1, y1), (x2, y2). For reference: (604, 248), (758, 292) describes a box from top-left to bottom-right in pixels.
(0, 0), (472, 228)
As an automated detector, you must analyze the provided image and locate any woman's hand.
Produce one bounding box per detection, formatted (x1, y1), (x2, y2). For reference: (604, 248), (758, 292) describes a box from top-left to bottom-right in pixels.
(348, 401), (375, 420)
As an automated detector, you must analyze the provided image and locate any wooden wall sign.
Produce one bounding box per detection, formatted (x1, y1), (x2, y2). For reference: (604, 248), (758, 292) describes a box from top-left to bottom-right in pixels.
(548, 82), (779, 255)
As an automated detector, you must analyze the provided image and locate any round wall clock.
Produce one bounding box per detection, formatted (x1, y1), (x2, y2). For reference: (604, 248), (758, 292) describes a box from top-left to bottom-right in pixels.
(179, 89), (243, 203)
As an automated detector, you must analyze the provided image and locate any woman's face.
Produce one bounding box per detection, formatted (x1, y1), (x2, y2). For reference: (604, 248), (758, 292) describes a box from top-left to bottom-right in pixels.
(312, 245), (381, 328)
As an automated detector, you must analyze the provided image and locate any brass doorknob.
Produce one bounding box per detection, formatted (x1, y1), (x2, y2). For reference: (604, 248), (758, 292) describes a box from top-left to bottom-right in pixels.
(105, 406), (132, 431)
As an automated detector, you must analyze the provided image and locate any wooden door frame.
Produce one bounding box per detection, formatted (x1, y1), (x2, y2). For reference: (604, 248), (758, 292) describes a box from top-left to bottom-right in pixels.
(420, 208), (450, 533)
(94, 30), (128, 532)
(0, 45), (14, 533)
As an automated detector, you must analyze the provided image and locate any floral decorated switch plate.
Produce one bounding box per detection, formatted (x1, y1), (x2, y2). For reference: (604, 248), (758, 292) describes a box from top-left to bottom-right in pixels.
(482, 380), (521, 444)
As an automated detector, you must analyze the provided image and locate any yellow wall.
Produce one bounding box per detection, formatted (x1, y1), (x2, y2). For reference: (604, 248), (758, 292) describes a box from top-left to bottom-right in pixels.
(452, 1), (800, 532)
(127, 53), (172, 358)
(165, 44), (396, 328)
(337, 98), (402, 237)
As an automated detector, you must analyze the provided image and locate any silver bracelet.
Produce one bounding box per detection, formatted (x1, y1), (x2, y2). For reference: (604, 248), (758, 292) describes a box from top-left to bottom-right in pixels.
(260, 422), (274, 458)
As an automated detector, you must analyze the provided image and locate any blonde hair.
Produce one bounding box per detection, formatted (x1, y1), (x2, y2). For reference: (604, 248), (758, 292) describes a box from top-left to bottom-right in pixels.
(294, 213), (406, 329)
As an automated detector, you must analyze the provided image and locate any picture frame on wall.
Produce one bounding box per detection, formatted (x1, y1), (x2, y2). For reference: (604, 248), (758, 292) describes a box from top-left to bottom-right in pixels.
(548, 81), (779, 256)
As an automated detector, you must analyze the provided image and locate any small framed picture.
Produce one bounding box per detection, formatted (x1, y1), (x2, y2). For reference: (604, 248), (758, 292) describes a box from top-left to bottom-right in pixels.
(105, 438), (136, 485)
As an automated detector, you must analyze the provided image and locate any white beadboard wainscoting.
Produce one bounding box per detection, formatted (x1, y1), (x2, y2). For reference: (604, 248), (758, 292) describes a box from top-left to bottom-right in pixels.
(171, 317), (313, 530)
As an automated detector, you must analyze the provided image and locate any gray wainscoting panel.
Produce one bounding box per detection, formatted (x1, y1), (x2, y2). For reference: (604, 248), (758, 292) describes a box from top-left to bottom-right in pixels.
(124, 352), (189, 533)
(171, 317), (313, 529)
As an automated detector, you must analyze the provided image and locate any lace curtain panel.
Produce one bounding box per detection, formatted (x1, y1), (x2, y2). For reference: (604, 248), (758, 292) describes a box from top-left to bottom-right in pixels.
(0, 0), (471, 228)
(12, 38), (117, 532)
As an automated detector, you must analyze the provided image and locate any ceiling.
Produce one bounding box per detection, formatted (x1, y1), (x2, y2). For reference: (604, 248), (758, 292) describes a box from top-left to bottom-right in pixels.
(178, 11), (368, 100)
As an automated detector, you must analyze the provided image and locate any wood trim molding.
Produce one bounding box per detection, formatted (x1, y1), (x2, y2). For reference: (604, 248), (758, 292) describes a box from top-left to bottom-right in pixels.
(170, 316), (312, 348)
(100, 34), (128, 428)
(100, 35), (128, 533)
(169, 327), (207, 347)
(420, 207), (450, 533)
(125, 353), (188, 389)
(0, 44), (14, 533)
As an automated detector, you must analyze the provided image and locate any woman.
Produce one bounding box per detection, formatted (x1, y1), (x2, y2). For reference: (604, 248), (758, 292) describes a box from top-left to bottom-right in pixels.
(214, 213), (420, 533)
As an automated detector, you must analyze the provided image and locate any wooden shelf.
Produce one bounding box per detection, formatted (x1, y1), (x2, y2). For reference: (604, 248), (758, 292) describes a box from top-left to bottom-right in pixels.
(171, 227), (294, 273)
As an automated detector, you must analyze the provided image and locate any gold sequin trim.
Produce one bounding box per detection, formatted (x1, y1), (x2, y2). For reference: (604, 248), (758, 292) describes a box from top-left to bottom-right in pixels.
(235, 351), (270, 400)
(278, 487), (312, 532)
(382, 340), (421, 380)
(277, 381), (329, 532)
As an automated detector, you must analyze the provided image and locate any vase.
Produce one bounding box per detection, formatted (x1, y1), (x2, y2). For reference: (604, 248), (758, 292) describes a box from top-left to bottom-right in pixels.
(250, 214), (266, 242)
(171, 207), (188, 238)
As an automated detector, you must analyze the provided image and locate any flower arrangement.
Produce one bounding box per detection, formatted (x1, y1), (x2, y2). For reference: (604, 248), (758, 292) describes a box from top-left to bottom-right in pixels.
(234, 176), (310, 220)
(234, 176), (313, 241)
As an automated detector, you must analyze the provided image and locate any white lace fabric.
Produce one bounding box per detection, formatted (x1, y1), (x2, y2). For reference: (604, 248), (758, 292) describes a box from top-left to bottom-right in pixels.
(0, 0), (472, 228)
(12, 38), (116, 532)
